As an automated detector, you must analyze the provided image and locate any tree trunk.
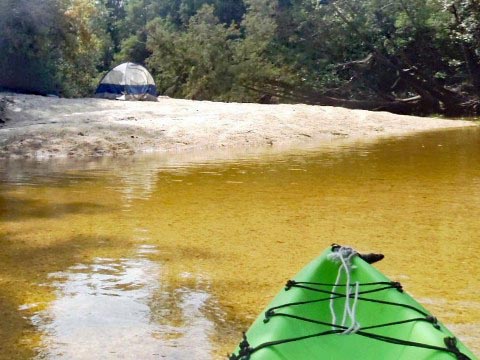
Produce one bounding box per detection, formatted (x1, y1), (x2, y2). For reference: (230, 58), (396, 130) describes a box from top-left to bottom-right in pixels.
(245, 78), (479, 116)
(462, 46), (480, 93)
(449, 3), (480, 93)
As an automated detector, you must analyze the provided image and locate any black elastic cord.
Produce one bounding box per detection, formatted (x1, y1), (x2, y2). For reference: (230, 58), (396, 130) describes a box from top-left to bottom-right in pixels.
(357, 332), (471, 359)
(229, 329), (343, 360)
(266, 311), (439, 332)
(230, 280), (471, 359)
(287, 280), (394, 288)
(445, 337), (472, 360)
(282, 282), (429, 317)
(230, 330), (471, 360)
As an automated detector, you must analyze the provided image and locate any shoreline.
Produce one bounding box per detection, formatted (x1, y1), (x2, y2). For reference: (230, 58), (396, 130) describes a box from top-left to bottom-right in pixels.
(0, 94), (477, 160)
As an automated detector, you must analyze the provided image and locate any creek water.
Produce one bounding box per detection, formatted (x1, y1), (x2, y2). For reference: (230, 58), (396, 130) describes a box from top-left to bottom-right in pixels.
(1, 127), (479, 359)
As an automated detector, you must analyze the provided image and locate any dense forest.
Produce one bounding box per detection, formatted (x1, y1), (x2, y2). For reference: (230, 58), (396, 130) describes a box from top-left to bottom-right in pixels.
(1, 0), (480, 116)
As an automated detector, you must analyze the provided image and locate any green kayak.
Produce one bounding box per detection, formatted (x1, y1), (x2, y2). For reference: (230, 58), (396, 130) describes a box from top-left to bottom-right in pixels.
(230, 245), (476, 360)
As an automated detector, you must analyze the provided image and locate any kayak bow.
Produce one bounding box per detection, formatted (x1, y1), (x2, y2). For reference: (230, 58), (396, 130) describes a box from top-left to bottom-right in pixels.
(230, 245), (476, 360)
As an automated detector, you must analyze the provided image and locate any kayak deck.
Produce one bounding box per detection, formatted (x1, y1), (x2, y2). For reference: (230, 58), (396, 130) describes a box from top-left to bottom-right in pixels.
(230, 246), (476, 359)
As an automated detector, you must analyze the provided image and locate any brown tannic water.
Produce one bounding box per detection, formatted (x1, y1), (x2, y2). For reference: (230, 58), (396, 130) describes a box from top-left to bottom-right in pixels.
(1, 128), (479, 359)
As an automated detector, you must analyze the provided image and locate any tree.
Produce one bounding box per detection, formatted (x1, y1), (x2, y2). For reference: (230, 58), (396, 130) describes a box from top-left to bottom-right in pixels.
(232, 0), (294, 100)
(444, 0), (480, 92)
(1, 0), (479, 114)
(59, 0), (111, 97)
(146, 1), (291, 102)
(258, 0), (480, 115)
(101, 0), (127, 65)
(0, 0), (64, 94)
(0, 0), (111, 96)
(147, 5), (240, 99)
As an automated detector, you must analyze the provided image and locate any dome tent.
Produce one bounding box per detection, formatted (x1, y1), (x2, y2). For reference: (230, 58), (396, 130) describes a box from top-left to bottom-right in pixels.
(95, 62), (157, 101)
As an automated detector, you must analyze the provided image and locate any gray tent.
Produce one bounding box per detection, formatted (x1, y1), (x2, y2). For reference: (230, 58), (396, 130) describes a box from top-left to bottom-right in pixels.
(95, 62), (157, 101)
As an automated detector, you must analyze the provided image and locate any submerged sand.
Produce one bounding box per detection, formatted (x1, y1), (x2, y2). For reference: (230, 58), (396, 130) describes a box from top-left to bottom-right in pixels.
(0, 93), (476, 159)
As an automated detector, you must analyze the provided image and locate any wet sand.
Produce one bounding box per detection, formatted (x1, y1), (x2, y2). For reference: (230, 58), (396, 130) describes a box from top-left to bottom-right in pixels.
(0, 94), (476, 159)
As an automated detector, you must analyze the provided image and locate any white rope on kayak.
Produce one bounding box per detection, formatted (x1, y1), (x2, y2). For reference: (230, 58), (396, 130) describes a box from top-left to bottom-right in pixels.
(327, 246), (361, 334)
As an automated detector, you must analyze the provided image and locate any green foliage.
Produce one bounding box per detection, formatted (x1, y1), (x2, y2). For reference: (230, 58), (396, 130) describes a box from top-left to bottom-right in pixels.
(284, 0), (480, 98)
(1, 0), (480, 112)
(232, 0), (293, 97)
(0, 0), (111, 96)
(114, 33), (150, 65)
(146, 5), (240, 100)
(146, 2), (289, 101)
(59, 0), (112, 97)
(0, 0), (64, 94)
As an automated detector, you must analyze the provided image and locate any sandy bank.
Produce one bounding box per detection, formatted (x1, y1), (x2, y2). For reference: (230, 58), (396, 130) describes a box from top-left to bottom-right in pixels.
(0, 94), (476, 159)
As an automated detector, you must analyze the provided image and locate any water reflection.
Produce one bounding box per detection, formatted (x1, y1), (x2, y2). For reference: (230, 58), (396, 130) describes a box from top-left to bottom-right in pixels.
(112, 166), (159, 210)
(26, 246), (217, 359)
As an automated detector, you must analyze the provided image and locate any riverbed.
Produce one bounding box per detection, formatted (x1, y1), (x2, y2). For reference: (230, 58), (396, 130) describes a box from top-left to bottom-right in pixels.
(1, 127), (479, 359)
